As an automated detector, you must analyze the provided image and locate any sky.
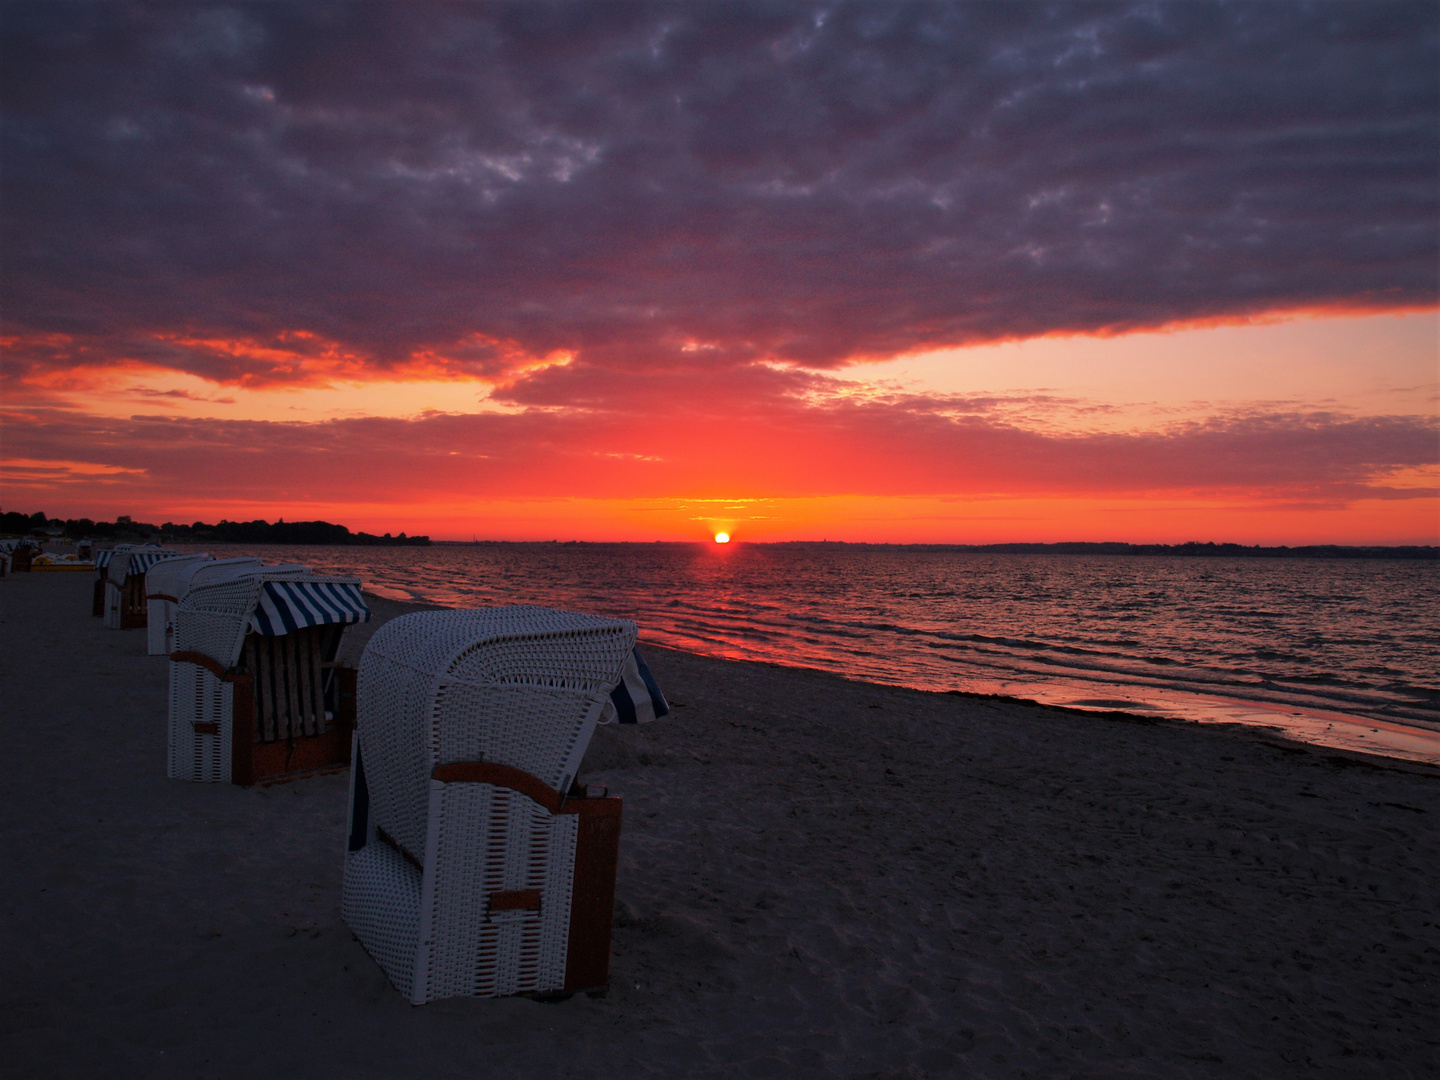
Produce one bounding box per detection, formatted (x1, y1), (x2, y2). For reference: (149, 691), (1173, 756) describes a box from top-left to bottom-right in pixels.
(2, 2), (1437, 544)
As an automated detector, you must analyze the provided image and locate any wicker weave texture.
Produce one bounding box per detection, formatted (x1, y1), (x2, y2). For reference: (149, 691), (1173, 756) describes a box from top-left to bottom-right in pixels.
(146, 599), (169, 655)
(103, 580), (123, 629)
(345, 605), (635, 1003)
(167, 659), (232, 782)
(421, 782), (578, 1000)
(145, 555), (212, 655)
(185, 558), (263, 591)
(177, 577), (265, 668)
(144, 553), (211, 598)
(358, 606), (634, 868)
(157, 559), (261, 656)
(341, 843), (424, 999)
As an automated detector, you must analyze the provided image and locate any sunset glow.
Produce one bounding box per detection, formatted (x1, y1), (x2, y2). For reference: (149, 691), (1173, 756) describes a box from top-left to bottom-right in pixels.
(2, 6), (1435, 543)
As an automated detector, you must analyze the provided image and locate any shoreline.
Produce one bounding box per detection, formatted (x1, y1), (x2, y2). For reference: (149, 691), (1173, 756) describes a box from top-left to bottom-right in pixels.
(357, 590), (1440, 771)
(3, 572), (1437, 1077)
(153, 543), (1439, 759)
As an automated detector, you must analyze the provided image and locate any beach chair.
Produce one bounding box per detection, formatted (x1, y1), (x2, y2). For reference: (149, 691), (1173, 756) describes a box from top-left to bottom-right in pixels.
(144, 554), (213, 654)
(92, 545), (134, 615)
(341, 605), (669, 1004)
(103, 546), (180, 629)
(168, 571), (370, 785)
(8, 540), (37, 574)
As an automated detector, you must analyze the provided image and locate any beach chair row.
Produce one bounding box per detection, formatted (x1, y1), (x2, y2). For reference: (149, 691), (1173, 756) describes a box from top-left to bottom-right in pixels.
(91, 548), (367, 786)
(84, 545), (670, 1004)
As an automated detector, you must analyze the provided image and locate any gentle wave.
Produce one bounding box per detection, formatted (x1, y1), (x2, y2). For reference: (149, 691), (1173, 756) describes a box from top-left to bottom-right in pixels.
(200, 542), (1440, 757)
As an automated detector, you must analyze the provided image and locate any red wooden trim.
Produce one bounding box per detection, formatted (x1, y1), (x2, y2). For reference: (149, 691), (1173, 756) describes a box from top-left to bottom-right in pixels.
(170, 650), (231, 681)
(563, 795), (623, 992)
(489, 889), (541, 912)
(148, 593), (179, 603)
(431, 762), (564, 814)
(230, 671), (256, 786)
(241, 726), (350, 787)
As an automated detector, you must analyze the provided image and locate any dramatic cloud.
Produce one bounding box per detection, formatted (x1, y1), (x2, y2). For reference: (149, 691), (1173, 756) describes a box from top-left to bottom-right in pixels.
(4, 395), (1433, 510)
(3, 3), (1435, 541)
(2, 1), (1435, 393)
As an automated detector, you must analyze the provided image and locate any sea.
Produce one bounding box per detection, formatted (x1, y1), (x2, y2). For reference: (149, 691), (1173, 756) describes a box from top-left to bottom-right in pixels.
(203, 542), (1440, 765)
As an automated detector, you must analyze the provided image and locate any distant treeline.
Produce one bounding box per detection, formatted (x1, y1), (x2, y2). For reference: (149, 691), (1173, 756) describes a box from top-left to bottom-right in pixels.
(776, 541), (1437, 560)
(0, 509), (428, 546)
(165, 519), (429, 546)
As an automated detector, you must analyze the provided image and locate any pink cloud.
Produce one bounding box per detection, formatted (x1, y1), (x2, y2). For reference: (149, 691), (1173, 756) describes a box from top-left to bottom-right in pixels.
(5, 395), (1433, 512)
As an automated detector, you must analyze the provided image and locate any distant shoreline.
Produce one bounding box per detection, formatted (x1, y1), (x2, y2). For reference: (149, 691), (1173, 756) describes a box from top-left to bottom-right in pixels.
(425, 539), (1437, 559)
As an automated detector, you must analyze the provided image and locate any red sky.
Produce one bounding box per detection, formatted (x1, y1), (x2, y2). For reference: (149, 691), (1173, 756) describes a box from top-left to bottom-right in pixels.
(2, 4), (1437, 543)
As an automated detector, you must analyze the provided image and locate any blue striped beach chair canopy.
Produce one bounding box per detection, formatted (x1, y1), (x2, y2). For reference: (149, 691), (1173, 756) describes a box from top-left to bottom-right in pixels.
(125, 550), (183, 576)
(249, 578), (372, 637)
(108, 548), (181, 583)
(94, 543), (139, 570)
(602, 646), (671, 725)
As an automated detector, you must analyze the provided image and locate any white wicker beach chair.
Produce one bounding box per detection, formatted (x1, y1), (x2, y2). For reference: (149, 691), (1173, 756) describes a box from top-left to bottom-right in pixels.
(144, 554), (212, 654)
(168, 571), (370, 784)
(103, 547), (180, 629)
(93, 544), (134, 572)
(342, 605), (669, 1004)
(91, 545), (130, 613)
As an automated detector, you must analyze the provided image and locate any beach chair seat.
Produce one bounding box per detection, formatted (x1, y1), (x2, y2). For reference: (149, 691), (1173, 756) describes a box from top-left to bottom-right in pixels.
(342, 605), (668, 1004)
(103, 546), (180, 629)
(168, 571), (370, 784)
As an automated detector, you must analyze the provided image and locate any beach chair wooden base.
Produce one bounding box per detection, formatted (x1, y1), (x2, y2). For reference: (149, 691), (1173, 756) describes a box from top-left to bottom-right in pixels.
(168, 651), (358, 786)
(121, 575), (148, 629)
(560, 791), (623, 993)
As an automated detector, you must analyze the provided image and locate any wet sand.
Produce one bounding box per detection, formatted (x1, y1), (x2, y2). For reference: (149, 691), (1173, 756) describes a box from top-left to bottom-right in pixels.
(2, 572), (1437, 1078)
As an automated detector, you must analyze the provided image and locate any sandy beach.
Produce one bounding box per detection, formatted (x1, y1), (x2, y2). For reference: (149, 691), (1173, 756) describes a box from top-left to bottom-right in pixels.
(2, 571), (1437, 1079)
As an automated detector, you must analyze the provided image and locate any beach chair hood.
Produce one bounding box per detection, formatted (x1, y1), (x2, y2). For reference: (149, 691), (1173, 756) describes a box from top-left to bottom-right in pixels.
(108, 546), (180, 585)
(355, 606), (638, 868)
(177, 572), (370, 670)
(144, 554), (212, 601)
(179, 557), (264, 595)
(345, 604), (660, 1002)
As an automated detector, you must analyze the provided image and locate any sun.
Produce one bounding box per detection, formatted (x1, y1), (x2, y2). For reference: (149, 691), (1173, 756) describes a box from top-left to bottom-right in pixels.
(714, 532), (730, 544)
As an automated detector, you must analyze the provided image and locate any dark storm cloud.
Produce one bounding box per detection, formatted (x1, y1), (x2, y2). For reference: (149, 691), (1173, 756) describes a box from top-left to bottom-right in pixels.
(2, 1), (1436, 389)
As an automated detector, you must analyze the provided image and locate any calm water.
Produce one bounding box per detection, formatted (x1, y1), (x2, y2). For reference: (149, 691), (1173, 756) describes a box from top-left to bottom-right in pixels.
(203, 542), (1439, 758)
